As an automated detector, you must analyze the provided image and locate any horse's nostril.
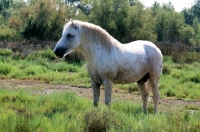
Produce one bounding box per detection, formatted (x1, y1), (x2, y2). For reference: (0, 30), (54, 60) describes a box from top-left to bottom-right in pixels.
(53, 48), (61, 57)
(53, 49), (57, 55)
(53, 47), (66, 58)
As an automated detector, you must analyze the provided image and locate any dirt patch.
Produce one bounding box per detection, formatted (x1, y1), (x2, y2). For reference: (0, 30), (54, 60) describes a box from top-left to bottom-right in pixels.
(0, 79), (199, 113)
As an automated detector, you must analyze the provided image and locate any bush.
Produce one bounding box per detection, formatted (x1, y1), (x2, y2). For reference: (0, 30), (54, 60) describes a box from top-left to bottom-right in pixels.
(162, 65), (170, 74)
(20, 0), (67, 40)
(0, 63), (12, 75)
(0, 27), (15, 40)
(38, 48), (56, 60)
(187, 73), (200, 83)
(0, 48), (12, 56)
(156, 42), (200, 63)
(164, 88), (176, 97)
(64, 51), (85, 63)
(84, 108), (125, 132)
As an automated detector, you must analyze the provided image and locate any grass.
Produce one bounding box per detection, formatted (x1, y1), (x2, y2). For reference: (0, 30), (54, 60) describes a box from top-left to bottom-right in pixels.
(0, 47), (200, 131)
(159, 56), (200, 99)
(0, 48), (90, 87)
(0, 88), (199, 132)
(0, 48), (200, 99)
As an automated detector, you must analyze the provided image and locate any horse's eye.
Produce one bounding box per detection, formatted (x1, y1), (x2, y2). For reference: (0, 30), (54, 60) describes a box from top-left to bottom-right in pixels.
(67, 33), (74, 38)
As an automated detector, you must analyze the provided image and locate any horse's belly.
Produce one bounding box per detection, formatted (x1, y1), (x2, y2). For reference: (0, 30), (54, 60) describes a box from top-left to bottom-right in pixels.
(113, 70), (141, 84)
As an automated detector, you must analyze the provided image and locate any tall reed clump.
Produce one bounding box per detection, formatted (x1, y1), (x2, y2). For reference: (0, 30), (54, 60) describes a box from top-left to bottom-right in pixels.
(84, 107), (128, 132)
(0, 62), (12, 76)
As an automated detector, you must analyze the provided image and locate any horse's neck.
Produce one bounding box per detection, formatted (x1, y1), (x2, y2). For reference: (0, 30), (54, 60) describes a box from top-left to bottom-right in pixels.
(79, 38), (120, 64)
(79, 40), (102, 63)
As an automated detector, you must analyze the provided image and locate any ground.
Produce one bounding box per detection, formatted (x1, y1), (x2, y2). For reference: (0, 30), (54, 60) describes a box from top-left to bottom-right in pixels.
(0, 79), (199, 113)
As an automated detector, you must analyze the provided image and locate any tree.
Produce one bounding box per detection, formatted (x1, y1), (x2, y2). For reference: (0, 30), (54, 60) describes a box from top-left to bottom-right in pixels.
(20, 0), (72, 40)
(192, 17), (200, 46)
(182, 0), (200, 25)
(87, 0), (130, 42)
(179, 24), (194, 45)
(152, 3), (185, 43)
(192, 0), (200, 19)
(87, 0), (157, 43)
(126, 3), (157, 42)
(182, 8), (195, 25)
(0, 0), (13, 18)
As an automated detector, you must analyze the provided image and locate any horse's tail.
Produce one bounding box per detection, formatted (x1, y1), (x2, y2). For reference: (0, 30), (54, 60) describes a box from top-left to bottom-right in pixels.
(146, 80), (151, 100)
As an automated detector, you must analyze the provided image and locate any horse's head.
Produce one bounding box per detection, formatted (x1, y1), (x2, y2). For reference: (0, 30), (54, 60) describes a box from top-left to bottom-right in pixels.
(54, 19), (81, 58)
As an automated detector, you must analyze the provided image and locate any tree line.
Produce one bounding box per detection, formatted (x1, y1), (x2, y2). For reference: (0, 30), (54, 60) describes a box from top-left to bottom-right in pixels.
(0, 0), (200, 46)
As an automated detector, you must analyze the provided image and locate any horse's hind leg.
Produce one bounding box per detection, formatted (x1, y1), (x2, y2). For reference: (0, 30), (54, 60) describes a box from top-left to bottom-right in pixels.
(137, 81), (150, 114)
(149, 78), (160, 114)
(91, 79), (101, 107)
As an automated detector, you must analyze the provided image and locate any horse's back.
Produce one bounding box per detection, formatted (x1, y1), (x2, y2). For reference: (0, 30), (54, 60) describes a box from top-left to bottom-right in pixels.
(123, 40), (162, 60)
(123, 40), (161, 53)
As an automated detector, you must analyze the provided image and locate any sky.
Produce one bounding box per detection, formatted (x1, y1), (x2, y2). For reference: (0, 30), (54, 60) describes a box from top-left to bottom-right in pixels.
(139, 0), (196, 12)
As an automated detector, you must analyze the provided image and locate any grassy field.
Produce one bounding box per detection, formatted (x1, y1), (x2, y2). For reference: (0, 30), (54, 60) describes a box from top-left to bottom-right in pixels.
(0, 48), (200, 99)
(0, 88), (200, 132)
(0, 48), (200, 131)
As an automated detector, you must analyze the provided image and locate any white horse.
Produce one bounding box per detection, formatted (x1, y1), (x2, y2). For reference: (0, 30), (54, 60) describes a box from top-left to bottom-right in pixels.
(54, 19), (163, 114)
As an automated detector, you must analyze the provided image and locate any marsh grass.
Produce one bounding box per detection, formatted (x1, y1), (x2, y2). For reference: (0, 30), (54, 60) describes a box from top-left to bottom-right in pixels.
(0, 48), (90, 87)
(0, 88), (200, 132)
(159, 56), (200, 99)
(0, 48), (200, 99)
(0, 41), (200, 131)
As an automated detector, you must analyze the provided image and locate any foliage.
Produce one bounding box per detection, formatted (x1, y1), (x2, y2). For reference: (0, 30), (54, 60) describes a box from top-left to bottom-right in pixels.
(192, 17), (200, 46)
(0, 47), (200, 100)
(0, 88), (200, 132)
(0, 1), (200, 131)
(0, 48), (12, 56)
(0, 0), (200, 45)
(84, 108), (126, 132)
(86, 0), (157, 43)
(0, 0), (13, 18)
(183, 0), (200, 25)
(152, 3), (186, 43)
(20, 0), (69, 40)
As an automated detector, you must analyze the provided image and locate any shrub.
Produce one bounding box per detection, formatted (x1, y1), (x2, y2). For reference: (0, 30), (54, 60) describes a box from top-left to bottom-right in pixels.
(162, 65), (170, 74)
(84, 108), (125, 132)
(0, 27), (15, 40)
(127, 86), (138, 93)
(0, 48), (12, 56)
(164, 88), (176, 97)
(172, 52), (200, 63)
(11, 52), (23, 60)
(23, 65), (47, 76)
(156, 42), (200, 63)
(188, 74), (200, 83)
(64, 51), (85, 63)
(38, 48), (56, 60)
(0, 63), (12, 75)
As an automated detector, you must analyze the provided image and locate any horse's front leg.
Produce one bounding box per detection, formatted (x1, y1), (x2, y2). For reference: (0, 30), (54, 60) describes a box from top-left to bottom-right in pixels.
(103, 79), (112, 106)
(91, 79), (101, 107)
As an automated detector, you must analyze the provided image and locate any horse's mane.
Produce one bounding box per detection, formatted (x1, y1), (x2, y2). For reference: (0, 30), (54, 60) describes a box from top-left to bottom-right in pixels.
(74, 20), (120, 53)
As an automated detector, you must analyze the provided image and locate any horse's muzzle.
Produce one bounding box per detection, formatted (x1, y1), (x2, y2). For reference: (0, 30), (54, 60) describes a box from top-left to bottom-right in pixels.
(53, 47), (67, 58)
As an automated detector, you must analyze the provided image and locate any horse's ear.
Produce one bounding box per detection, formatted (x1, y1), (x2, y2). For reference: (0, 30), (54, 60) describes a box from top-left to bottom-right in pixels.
(70, 18), (78, 29)
(65, 19), (69, 23)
